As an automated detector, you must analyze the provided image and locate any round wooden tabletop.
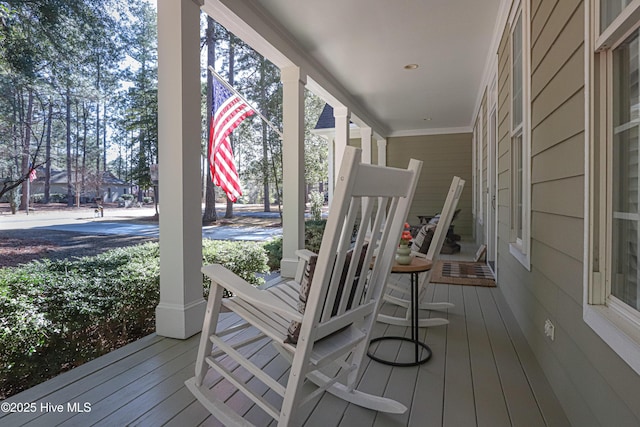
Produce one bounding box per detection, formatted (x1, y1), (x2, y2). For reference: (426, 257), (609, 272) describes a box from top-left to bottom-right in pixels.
(391, 256), (432, 273)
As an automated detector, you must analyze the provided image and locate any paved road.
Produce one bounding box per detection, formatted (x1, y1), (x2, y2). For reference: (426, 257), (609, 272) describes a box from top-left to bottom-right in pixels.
(0, 207), (282, 241)
(41, 221), (282, 241)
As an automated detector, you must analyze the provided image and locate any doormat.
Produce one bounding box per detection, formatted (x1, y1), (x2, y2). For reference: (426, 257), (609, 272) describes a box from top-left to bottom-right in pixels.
(430, 260), (496, 287)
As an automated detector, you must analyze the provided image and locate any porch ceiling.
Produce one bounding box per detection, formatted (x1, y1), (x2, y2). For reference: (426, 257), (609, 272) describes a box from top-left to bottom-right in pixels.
(211, 0), (505, 136)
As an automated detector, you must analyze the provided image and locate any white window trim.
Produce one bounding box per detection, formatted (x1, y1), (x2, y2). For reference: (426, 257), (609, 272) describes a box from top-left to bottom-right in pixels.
(585, 0), (640, 376)
(509, 4), (532, 270)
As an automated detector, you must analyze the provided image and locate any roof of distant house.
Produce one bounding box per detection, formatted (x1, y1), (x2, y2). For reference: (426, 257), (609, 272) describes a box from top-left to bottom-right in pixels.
(34, 168), (128, 186)
(314, 103), (335, 130)
(314, 103), (356, 130)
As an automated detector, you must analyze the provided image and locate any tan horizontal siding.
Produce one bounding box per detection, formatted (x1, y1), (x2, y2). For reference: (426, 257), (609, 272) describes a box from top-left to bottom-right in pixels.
(531, 0), (582, 69)
(531, 239), (583, 304)
(531, 0), (545, 22)
(387, 134), (472, 236)
(531, 211), (583, 261)
(532, 132), (584, 182)
(532, 4), (583, 99)
(531, 46), (584, 126)
(531, 89), (584, 154)
(497, 150), (510, 175)
(532, 175), (584, 218)
(531, 0), (557, 48)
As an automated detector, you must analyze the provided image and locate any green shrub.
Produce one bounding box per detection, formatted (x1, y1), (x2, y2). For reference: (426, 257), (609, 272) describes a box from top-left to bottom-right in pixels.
(309, 191), (324, 221)
(304, 219), (327, 253)
(262, 220), (327, 271)
(0, 239), (269, 399)
(202, 240), (269, 297)
(31, 193), (45, 203)
(263, 237), (283, 271)
(50, 193), (67, 203)
(31, 193), (68, 203)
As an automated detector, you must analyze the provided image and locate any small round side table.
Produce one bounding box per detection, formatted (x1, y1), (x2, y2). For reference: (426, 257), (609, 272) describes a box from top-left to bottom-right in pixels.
(367, 257), (433, 366)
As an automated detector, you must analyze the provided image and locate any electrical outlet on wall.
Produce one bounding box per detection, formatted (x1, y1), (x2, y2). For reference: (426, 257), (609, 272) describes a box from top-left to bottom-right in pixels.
(544, 319), (555, 341)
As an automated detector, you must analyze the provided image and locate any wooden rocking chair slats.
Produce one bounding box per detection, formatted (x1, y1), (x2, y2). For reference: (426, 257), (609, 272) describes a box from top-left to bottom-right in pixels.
(186, 146), (422, 426)
(378, 176), (465, 328)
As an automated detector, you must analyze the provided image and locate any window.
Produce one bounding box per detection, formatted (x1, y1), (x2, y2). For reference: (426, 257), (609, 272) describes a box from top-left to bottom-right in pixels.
(587, 0), (640, 375)
(512, 133), (523, 241)
(612, 32), (640, 311)
(601, 0), (633, 30)
(509, 6), (530, 269)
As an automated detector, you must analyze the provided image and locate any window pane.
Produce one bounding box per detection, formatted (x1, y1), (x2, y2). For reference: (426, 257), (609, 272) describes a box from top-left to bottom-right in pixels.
(512, 133), (523, 241)
(601, 0), (633, 32)
(512, 13), (523, 128)
(612, 29), (640, 310)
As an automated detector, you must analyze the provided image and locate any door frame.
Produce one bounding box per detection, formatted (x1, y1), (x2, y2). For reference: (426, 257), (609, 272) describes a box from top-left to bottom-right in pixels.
(487, 75), (498, 272)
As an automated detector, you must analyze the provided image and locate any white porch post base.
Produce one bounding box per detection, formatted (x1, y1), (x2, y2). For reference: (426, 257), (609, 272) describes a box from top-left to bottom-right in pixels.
(280, 258), (300, 279)
(156, 300), (207, 339)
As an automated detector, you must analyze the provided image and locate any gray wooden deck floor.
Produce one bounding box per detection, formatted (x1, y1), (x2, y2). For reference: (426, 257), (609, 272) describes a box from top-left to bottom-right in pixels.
(1, 259), (570, 426)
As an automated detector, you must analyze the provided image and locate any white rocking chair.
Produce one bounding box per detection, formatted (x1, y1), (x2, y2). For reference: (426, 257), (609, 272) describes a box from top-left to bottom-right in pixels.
(186, 146), (422, 426)
(378, 176), (465, 328)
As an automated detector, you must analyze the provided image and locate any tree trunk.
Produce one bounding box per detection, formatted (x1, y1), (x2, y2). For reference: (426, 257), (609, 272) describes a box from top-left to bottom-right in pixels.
(81, 102), (88, 204)
(44, 100), (53, 204)
(260, 58), (270, 212)
(95, 55), (101, 198)
(66, 88), (73, 206)
(103, 107), (107, 173)
(138, 130), (145, 202)
(19, 89), (34, 210)
(74, 100), (80, 207)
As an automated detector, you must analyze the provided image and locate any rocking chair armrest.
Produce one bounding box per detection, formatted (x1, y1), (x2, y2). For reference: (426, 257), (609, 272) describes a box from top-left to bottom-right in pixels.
(202, 264), (303, 323)
(295, 249), (317, 262)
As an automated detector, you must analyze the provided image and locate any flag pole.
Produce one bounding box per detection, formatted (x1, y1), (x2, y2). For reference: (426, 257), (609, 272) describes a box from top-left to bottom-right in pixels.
(208, 66), (284, 140)
(26, 175), (30, 216)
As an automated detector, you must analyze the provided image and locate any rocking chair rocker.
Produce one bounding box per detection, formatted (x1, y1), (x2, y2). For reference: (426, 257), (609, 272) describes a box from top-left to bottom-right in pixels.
(186, 146), (422, 426)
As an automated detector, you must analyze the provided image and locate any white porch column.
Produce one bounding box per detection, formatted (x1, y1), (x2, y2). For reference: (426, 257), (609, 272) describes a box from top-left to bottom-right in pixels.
(360, 126), (372, 164)
(327, 135), (335, 206)
(333, 106), (350, 184)
(280, 66), (306, 278)
(377, 137), (387, 166)
(156, 0), (206, 339)
(360, 127), (373, 219)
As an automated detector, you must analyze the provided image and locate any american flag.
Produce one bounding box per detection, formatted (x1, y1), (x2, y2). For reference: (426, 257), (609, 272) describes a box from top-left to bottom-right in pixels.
(209, 78), (254, 202)
(28, 167), (37, 182)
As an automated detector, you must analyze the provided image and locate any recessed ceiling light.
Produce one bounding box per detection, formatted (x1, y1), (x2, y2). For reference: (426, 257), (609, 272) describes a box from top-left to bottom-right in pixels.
(423, 117), (432, 121)
(403, 64), (419, 70)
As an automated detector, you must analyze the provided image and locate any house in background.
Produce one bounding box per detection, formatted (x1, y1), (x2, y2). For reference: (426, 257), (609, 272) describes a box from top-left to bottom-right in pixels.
(156, 0), (640, 425)
(31, 168), (130, 203)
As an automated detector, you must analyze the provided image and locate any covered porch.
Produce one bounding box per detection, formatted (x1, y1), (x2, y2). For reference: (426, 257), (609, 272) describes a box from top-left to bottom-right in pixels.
(1, 245), (569, 426)
(154, 0), (491, 339)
